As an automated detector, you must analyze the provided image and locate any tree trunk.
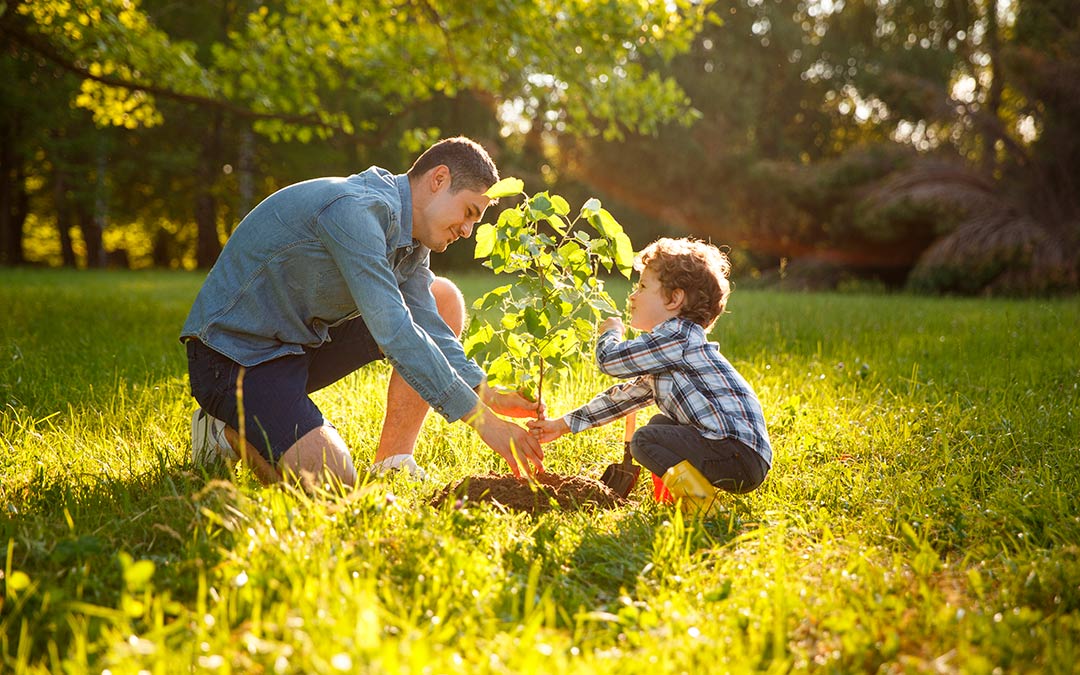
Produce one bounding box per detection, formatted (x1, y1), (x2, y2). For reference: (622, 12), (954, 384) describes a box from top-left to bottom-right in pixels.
(53, 169), (77, 267)
(982, 0), (1003, 176)
(195, 112), (224, 268)
(0, 113), (27, 266)
(152, 227), (173, 268)
(78, 206), (104, 268)
(236, 128), (255, 227)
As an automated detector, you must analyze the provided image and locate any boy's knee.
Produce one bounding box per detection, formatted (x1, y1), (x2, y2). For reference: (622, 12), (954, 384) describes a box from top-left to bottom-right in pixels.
(430, 276), (466, 336)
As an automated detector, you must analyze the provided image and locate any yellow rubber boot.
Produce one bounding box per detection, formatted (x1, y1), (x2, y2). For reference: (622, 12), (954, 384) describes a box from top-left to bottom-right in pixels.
(661, 461), (722, 516)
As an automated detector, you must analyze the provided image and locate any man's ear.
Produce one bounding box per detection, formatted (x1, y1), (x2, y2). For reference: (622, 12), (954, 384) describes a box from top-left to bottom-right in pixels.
(429, 165), (451, 193)
(667, 288), (686, 312)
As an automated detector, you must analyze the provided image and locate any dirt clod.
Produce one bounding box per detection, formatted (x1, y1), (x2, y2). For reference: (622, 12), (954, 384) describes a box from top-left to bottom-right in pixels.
(431, 472), (624, 515)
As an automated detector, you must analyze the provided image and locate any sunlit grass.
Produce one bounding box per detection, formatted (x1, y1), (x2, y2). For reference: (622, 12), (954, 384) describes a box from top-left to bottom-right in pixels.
(2, 268), (1079, 672)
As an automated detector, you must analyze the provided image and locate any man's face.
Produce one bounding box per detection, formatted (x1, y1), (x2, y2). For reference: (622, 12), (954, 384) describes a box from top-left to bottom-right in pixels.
(413, 168), (492, 252)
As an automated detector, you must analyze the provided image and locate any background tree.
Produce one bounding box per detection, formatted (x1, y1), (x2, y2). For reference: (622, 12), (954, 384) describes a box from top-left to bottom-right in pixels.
(1, 0), (708, 267)
(3, 0), (1077, 293)
(556, 0), (1079, 293)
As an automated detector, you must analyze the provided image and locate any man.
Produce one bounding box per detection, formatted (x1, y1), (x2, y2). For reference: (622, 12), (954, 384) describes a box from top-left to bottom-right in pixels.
(180, 137), (544, 488)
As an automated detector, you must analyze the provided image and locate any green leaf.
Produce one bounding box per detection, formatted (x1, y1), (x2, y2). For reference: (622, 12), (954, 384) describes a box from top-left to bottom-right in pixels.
(505, 332), (527, 359)
(474, 223), (497, 259)
(588, 294), (618, 314)
(479, 284), (513, 311)
(485, 177), (525, 199)
(550, 194), (571, 216)
(524, 307), (546, 338)
(498, 208), (524, 231)
(614, 231), (635, 278)
(545, 302), (566, 326)
(589, 208), (624, 240)
(520, 379), (538, 404)
(487, 353), (515, 386)
(527, 193), (554, 219)
(464, 322), (494, 359)
(580, 198), (602, 219)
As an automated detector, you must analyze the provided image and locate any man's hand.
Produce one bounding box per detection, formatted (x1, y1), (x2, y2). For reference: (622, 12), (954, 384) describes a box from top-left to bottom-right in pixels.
(599, 316), (625, 337)
(466, 404), (544, 478)
(527, 417), (570, 443)
(478, 382), (547, 419)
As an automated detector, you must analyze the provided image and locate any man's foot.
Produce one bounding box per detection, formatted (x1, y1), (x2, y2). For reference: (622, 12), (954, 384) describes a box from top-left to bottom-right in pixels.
(191, 408), (238, 466)
(370, 454), (428, 480)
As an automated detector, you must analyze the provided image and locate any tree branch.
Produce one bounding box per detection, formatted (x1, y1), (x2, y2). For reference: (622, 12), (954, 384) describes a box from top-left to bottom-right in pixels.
(0, 17), (359, 137)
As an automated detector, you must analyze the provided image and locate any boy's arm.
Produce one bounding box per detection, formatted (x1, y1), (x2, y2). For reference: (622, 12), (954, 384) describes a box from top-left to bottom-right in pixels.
(594, 321), (688, 378)
(564, 377), (654, 433)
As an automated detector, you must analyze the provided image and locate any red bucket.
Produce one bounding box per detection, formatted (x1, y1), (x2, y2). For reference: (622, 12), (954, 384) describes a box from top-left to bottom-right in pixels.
(651, 472), (673, 503)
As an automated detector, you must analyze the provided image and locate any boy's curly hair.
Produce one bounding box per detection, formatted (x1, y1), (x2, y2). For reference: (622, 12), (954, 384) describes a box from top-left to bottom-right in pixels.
(635, 237), (731, 329)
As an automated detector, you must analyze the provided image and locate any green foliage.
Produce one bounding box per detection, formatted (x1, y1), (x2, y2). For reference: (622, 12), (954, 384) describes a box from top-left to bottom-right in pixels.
(464, 180), (634, 403)
(8, 0), (707, 141)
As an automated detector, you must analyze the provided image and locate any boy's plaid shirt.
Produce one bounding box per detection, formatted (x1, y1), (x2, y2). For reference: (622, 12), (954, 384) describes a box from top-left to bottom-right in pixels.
(565, 317), (773, 467)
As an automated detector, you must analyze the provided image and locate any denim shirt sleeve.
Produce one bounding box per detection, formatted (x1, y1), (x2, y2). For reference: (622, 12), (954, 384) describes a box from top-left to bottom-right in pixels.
(399, 261), (487, 389)
(316, 196), (480, 422)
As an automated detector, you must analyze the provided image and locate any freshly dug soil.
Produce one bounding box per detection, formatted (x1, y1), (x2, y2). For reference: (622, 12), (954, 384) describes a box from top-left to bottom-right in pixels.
(431, 472), (624, 515)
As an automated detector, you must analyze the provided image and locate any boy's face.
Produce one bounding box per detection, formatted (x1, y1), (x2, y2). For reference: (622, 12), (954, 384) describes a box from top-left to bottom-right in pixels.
(628, 267), (682, 332)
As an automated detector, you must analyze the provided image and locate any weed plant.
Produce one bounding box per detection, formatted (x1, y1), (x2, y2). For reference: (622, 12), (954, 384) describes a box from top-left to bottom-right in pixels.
(1, 268), (1079, 673)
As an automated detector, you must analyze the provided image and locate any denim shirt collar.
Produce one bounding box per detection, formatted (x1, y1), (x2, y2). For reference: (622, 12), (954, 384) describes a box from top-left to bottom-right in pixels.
(394, 174), (415, 249)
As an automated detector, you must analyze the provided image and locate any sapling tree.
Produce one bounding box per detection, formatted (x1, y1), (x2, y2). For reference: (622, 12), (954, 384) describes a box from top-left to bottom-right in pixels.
(464, 177), (635, 408)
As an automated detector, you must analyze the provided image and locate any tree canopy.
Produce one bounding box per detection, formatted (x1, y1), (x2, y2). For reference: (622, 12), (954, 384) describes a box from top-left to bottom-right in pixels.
(1, 0), (707, 266)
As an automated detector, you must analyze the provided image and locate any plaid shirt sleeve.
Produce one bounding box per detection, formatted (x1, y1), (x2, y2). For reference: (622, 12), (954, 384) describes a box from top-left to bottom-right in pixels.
(564, 377), (654, 433)
(564, 322), (694, 433)
(594, 323), (687, 378)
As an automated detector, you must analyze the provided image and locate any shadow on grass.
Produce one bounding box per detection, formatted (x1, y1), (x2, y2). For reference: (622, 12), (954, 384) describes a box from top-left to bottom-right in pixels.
(511, 497), (757, 628)
(1, 454), (241, 663)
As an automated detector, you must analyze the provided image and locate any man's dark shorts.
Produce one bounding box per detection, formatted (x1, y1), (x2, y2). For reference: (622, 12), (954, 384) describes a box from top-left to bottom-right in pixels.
(186, 316), (383, 463)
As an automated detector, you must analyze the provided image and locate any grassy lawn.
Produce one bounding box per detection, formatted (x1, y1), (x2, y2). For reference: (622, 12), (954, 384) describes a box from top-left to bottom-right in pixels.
(2, 267), (1079, 673)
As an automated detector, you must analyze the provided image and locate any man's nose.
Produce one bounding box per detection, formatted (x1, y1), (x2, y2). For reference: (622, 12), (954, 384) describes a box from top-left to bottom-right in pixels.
(460, 221), (475, 238)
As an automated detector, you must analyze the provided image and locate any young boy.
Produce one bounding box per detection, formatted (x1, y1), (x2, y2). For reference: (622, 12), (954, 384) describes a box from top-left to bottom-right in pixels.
(528, 237), (771, 508)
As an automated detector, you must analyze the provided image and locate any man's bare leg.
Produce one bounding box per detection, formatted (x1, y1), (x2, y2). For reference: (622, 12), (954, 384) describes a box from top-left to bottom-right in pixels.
(222, 425), (357, 491)
(277, 425), (358, 490)
(372, 277), (465, 465)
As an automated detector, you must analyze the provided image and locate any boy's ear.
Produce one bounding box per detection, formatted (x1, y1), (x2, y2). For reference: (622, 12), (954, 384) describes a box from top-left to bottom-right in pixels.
(666, 288), (686, 312)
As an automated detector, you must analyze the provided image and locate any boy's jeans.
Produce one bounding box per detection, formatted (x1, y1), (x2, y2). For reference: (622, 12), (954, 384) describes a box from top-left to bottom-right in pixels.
(630, 414), (768, 494)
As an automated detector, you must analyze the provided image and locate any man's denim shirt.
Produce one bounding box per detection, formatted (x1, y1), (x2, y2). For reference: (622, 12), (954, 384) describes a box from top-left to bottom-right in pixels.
(181, 167), (484, 422)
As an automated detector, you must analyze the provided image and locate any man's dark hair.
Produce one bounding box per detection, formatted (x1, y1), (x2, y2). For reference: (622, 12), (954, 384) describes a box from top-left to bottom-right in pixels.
(407, 137), (499, 193)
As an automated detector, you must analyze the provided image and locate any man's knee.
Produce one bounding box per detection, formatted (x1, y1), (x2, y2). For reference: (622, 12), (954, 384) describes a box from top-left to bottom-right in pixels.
(279, 425), (358, 490)
(431, 276), (466, 337)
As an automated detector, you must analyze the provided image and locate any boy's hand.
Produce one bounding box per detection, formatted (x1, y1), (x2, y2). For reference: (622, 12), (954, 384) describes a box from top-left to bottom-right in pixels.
(478, 382), (547, 419)
(599, 316), (625, 337)
(527, 417), (570, 443)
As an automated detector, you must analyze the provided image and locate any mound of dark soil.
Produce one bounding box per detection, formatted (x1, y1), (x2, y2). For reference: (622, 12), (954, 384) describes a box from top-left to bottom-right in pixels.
(430, 472), (624, 515)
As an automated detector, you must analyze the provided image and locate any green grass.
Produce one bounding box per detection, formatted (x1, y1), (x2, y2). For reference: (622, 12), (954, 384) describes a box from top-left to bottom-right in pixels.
(2, 267), (1079, 673)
